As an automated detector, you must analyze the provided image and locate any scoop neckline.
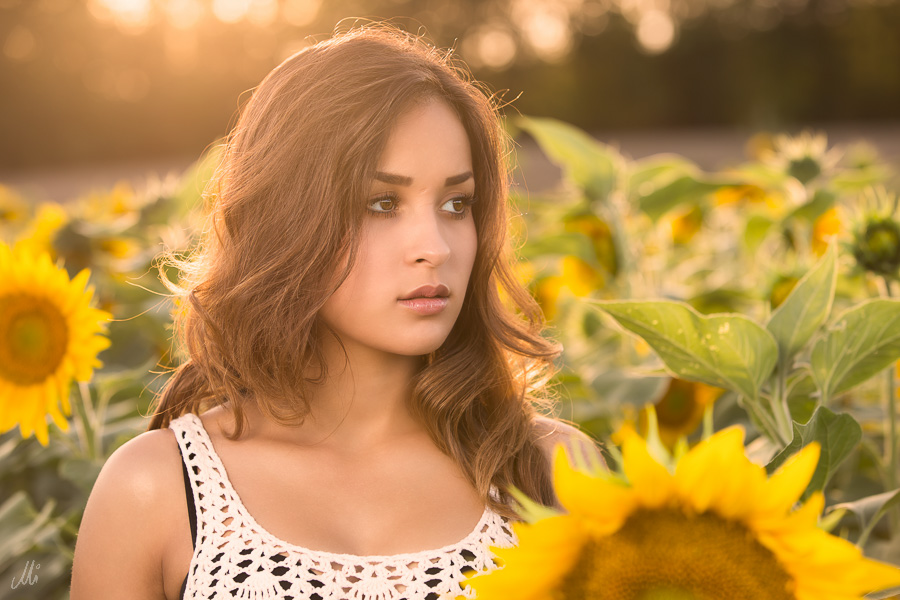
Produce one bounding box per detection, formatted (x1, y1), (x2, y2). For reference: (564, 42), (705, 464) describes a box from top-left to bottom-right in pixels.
(179, 412), (496, 562)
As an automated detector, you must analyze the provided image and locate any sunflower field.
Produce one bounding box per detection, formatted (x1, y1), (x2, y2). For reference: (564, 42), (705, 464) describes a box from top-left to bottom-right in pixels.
(2, 118), (900, 599)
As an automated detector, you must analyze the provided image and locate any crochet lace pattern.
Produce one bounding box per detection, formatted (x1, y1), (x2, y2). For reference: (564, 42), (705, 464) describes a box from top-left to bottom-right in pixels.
(169, 413), (519, 600)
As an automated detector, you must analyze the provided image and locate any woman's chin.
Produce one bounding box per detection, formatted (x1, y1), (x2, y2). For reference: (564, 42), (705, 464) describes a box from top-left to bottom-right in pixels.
(386, 333), (451, 357)
(401, 341), (447, 357)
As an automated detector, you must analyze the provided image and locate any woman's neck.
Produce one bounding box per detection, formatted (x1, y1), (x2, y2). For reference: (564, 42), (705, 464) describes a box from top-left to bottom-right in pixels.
(222, 340), (428, 453)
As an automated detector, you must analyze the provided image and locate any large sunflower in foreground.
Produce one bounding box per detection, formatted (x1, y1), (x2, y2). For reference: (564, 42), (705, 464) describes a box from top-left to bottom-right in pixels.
(0, 245), (111, 446)
(462, 427), (900, 600)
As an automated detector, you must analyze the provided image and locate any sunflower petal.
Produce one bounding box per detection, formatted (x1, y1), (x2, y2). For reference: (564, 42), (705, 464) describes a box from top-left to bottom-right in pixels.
(553, 444), (636, 535)
(674, 426), (748, 514)
(621, 433), (674, 508)
(782, 530), (900, 596)
(464, 515), (587, 600)
(758, 442), (820, 517)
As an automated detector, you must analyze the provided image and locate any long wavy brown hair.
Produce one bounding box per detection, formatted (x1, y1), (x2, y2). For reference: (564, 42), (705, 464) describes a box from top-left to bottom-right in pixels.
(147, 23), (565, 518)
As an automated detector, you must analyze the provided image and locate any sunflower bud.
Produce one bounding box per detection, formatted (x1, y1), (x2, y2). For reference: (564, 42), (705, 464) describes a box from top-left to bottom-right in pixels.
(760, 130), (840, 187)
(787, 156), (821, 186)
(852, 216), (900, 277)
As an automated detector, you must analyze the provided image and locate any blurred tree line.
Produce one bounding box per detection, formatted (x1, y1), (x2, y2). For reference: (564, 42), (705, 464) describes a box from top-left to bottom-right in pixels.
(0, 0), (898, 170)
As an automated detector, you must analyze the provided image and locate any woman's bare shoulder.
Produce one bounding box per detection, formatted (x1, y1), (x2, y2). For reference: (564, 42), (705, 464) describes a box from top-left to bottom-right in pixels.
(118, 424), (182, 459)
(94, 427), (185, 502)
(71, 427), (186, 599)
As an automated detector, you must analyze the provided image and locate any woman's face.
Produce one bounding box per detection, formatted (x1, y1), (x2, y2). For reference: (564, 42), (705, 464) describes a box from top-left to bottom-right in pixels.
(319, 98), (478, 358)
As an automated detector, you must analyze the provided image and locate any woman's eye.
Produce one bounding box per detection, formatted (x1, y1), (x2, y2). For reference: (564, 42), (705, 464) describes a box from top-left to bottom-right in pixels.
(367, 194), (398, 218)
(367, 193), (476, 220)
(445, 198), (465, 213)
(443, 194), (476, 219)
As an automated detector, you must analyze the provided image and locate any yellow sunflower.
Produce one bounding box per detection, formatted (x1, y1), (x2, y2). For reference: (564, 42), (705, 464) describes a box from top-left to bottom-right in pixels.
(0, 183), (30, 232)
(812, 207), (841, 257)
(563, 214), (618, 276)
(669, 205), (704, 246)
(462, 427), (900, 600)
(78, 181), (140, 225)
(0, 244), (112, 446)
(13, 202), (67, 258)
(534, 256), (605, 322)
(713, 184), (766, 206)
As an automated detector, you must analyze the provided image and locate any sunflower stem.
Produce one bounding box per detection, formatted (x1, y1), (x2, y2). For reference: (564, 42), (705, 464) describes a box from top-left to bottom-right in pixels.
(882, 277), (899, 535)
(75, 382), (98, 460)
(767, 401), (785, 444)
(95, 383), (110, 441)
(745, 395), (787, 446)
(70, 394), (90, 458)
(701, 403), (714, 441)
(79, 381), (101, 457)
(50, 417), (80, 456)
(776, 360), (794, 441)
(764, 391), (786, 441)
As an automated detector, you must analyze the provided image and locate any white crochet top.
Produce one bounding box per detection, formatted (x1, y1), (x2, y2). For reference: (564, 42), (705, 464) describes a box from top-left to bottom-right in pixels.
(169, 413), (519, 600)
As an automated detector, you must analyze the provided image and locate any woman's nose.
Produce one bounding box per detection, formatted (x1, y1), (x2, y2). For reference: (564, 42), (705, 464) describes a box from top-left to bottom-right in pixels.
(405, 208), (451, 266)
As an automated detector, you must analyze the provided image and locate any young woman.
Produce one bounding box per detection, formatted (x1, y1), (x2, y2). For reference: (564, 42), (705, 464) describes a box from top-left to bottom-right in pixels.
(71, 24), (602, 600)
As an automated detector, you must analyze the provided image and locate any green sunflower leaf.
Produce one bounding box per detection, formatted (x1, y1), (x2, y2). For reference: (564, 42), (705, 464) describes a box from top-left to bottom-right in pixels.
(783, 188), (836, 223)
(517, 232), (597, 264)
(628, 154), (698, 190)
(0, 492), (57, 566)
(828, 488), (900, 547)
(743, 214), (776, 253)
(865, 586), (900, 600)
(810, 298), (900, 403)
(766, 242), (837, 365)
(589, 299), (778, 404)
(765, 406), (861, 501)
(637, 176), (724, 222)
(516, 116), (622, 202)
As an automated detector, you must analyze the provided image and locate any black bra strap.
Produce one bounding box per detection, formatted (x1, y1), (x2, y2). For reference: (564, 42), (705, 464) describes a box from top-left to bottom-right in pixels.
(178, 441), (198, 549)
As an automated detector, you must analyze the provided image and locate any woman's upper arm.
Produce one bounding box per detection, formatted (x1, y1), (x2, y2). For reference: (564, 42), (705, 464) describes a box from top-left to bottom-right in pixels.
(71, 428), (183, 600)
(534, 416), (607, 474)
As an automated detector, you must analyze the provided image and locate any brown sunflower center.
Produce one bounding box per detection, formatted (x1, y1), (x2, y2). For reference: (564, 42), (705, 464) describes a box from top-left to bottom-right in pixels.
(655, 379), (698, 429)
(558, 508), (795, 600)
(0, 293), (69, 385)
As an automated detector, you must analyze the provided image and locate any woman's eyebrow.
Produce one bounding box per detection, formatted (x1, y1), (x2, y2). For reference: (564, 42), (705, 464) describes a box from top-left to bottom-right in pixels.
(374, 171), (473, 187)
(444, 171), (473, 186)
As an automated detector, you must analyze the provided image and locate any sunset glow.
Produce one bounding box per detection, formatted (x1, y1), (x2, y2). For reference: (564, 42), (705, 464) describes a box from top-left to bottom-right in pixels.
(90, 0), (153, 31)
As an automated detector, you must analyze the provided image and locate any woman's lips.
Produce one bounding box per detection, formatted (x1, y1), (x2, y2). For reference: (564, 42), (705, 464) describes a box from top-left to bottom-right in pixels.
(397, 297), (449, 315)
